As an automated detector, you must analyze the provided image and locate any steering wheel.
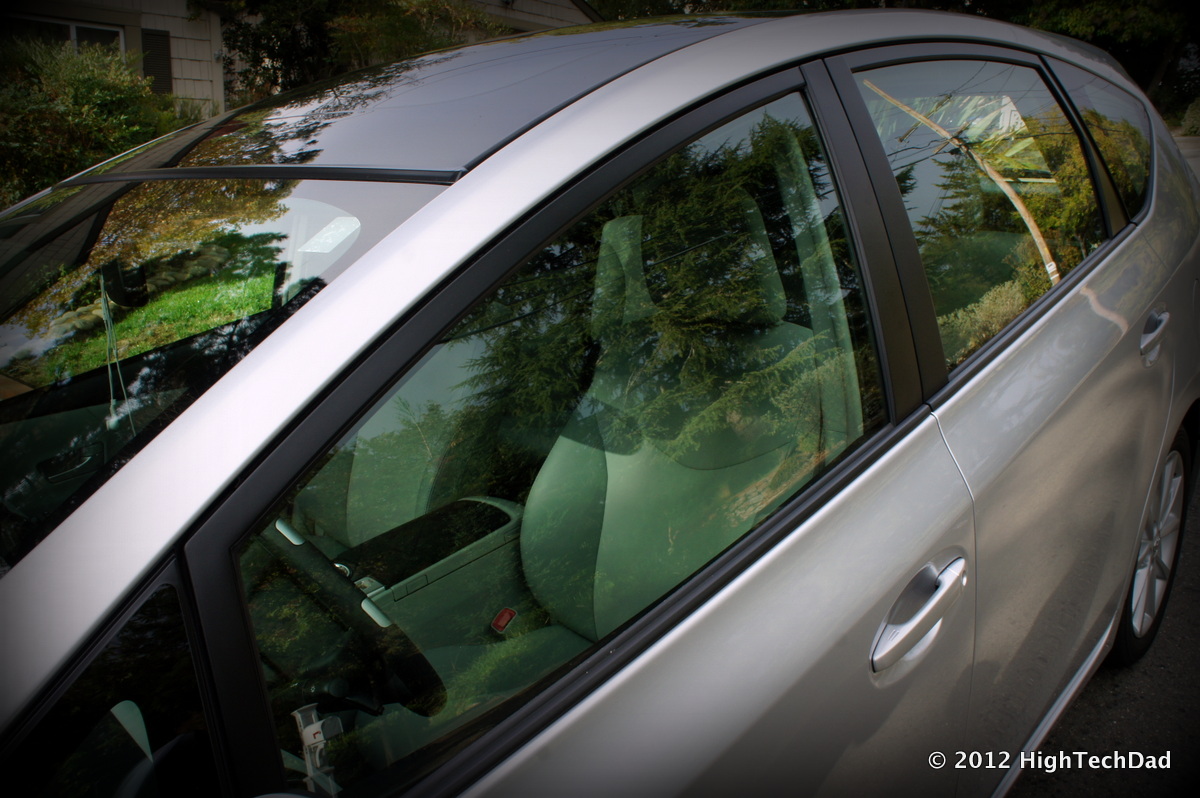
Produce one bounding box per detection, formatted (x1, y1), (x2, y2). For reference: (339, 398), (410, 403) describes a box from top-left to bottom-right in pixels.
(263, 518), (446, 717)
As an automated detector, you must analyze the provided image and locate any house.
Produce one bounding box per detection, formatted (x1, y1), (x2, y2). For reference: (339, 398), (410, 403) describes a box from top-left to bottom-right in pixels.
(2, 0), (603, 117)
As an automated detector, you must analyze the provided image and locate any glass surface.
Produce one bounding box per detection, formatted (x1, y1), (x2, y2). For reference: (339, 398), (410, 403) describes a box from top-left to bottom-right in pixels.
(74, 27), (121, 49)
(173, 19), (764, 172)
(0, 179), (443, 578)
(4, 585), (217, 797)
(238, 93), (885, 795)
(855, 60), (1105, 367)
(4, 18), (72, 43)
(1052, 61), (1153, 219)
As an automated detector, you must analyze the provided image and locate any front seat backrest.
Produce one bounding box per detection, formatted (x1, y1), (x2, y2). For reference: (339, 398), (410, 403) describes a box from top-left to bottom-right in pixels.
(522, 198), (818, 640)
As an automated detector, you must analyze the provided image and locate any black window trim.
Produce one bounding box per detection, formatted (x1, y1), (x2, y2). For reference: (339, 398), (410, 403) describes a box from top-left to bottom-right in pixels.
(1036, 55), (1130, 237)
(0, 557), (232, 794)
(825, 42), (1131, 404)
(1042, 54), (1154, 228)
(803, 58), (929, 408)
(182, 63), (921, 796)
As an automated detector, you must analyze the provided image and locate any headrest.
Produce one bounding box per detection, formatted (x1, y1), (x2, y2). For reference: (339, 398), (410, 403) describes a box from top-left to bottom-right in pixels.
(591, 190), (786, 339)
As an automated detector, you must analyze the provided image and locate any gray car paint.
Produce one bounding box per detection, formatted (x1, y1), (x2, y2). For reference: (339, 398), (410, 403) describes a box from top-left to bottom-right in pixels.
(461, 415), (975, 796)
(1, 10), (1196, 797)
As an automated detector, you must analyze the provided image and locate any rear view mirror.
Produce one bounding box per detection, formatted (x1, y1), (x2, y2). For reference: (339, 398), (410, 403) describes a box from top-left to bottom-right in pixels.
(100, 258), (148, 308)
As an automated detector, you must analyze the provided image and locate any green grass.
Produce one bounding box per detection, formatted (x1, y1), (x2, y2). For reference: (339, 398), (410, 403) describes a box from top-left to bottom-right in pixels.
(12, 272), (274, 387)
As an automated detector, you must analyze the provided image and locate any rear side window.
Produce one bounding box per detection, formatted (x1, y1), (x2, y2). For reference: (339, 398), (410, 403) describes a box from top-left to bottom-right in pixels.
(235, 92), (887, 794)
(1051, 60), (1153, 220)
(853, 60), (1105, 367)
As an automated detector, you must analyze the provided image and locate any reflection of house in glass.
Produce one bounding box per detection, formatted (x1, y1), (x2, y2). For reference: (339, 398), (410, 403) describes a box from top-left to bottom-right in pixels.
(976, 96), (1026, 137)
(4, 1), (229, 116)
(2, 1), (602, 118)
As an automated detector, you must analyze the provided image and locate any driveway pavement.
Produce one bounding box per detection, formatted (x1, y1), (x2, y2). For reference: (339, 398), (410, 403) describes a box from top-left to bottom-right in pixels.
(1175, 134), (1200, 175)
(1008, 134), (1200, 796)
(1008, 494), (1200, 796)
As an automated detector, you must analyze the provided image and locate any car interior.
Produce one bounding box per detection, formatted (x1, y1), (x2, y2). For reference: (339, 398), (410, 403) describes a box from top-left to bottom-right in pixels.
(0, 180), (420, 576)
(239, 96), (883, 793)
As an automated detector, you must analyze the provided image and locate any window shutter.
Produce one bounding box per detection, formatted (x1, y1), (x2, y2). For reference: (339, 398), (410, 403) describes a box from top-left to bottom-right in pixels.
(141, 29), (172, 94)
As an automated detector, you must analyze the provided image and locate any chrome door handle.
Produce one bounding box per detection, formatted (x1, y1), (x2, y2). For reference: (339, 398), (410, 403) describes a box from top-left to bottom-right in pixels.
(872, 558), (966, 672)
(1140, 309), (1170, 361)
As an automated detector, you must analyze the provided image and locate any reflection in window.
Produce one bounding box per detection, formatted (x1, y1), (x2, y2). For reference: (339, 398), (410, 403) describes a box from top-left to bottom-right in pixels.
(0, 179), (442, 578)
(4, 15), (124, 50)
(1052, 61), (1153, 219)
(5, 585), (216, 798)
(238, 94), (885, 796)
(855, 61), (1105, 367)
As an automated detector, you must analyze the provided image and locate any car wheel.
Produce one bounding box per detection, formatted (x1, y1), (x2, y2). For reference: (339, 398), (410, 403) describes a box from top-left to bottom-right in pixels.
(1110, 429), (1190, 666)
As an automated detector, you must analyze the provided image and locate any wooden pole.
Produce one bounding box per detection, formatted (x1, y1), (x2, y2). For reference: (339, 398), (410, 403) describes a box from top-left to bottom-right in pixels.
(862, 79), (1059, 285)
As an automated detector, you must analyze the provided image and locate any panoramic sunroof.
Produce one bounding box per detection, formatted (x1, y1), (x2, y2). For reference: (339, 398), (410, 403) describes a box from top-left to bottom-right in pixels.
(81, 19), (768, 179)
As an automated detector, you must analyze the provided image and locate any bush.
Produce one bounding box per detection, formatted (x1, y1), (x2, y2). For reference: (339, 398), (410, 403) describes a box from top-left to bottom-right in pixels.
(0, 40), (197, 208)
(1183, 98), (1200, 136)
(937, 280), (1029, 366)
(207, 0), (501, 102)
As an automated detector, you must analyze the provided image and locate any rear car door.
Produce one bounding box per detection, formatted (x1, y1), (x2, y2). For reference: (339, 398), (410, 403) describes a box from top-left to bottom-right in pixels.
(828, 43), (1182, 793)
(186, 70), (979, 796)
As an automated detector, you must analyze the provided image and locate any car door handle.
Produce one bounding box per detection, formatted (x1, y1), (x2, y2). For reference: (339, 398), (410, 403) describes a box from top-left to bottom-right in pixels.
(872, 558), (967, 672)
(1140, 309), (1170, 360)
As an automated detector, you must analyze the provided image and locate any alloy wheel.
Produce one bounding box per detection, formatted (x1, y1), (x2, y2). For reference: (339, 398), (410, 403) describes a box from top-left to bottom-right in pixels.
(1130, 449), (1185, 637)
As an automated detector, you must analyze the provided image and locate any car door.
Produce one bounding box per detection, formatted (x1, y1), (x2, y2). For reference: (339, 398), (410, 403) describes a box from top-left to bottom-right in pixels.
(827, 43), (1179, 794)
(185, 69), (977, 797)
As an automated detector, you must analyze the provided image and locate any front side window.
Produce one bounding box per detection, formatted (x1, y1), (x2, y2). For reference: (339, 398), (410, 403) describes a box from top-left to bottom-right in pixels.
(236, 93), (886, 795)
(2, 584), (216, 797)
(0, 179), (442, 577)
(854, 60), (1105, 367)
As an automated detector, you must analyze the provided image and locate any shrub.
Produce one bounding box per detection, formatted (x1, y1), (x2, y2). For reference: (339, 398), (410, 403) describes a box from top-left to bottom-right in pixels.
(937, 280), (1029, 366)
(1183, 98), (1200, 136)
(0, 40), (195, 208)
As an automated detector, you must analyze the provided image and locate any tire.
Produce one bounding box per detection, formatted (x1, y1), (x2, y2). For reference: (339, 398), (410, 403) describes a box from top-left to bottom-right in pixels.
(1109, 429), (1190, 666)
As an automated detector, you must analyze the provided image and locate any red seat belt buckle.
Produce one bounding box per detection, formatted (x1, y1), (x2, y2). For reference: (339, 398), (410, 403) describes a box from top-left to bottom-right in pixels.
(491, 607), (518, 633)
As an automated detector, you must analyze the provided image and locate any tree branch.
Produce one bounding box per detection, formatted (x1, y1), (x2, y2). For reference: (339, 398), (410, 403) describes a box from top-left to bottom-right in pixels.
(862, 79), (1059, 285)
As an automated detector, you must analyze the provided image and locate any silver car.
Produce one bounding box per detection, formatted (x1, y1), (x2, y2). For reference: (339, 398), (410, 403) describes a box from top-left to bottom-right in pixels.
(1, 9), (1197, 797)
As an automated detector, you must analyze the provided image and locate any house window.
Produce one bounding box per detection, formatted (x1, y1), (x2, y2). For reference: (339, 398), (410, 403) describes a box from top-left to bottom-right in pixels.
(5, 15), (125, 50)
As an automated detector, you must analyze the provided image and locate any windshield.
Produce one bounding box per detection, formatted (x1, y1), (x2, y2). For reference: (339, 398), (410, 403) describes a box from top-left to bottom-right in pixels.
(0, 178), (442, 577)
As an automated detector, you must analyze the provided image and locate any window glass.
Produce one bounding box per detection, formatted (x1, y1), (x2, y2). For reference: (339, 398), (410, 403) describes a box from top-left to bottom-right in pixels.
(2, 16), (123, 50)
(1052, 61), (1153, 219)
(236, 93), (886, 795)
(0, 180), (442, 578)
(4, 17), (71, 43)
(3, 585), (217, 797)
(854, 60), (1105, 367)
(75, 26), (121, 49)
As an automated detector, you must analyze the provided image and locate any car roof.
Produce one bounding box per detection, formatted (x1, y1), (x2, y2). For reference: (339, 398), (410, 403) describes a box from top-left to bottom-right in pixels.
(72, 18), (770, 181)
(56, 10), (1131, 191)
